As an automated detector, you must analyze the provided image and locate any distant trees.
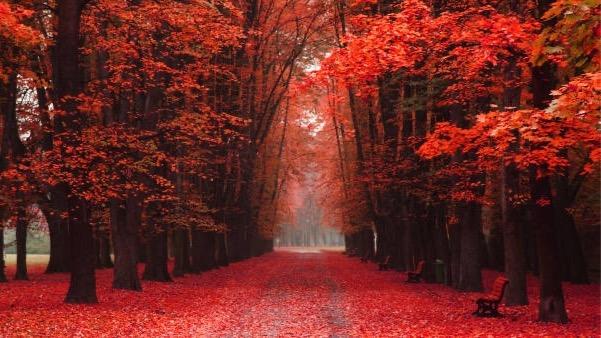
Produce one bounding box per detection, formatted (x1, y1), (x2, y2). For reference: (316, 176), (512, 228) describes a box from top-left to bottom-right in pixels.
(276, 196), (344, 247)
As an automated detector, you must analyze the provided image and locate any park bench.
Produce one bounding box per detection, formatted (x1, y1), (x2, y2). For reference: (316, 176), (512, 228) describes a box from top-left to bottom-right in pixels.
(473, 277), (509, 317)
(378, 255), (391, 271)
(406, 260), (425, 283)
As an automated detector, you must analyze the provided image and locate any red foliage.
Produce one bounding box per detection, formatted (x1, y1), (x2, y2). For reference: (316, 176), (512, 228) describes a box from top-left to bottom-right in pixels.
(1, 251), (599, 336)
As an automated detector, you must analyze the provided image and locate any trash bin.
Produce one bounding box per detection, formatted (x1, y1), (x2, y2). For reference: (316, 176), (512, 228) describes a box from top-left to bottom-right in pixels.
(434, 259), (445, 283)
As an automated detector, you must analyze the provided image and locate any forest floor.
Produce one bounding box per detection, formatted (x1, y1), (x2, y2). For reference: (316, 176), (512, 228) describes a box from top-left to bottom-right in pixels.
(0, 249), (599, 337)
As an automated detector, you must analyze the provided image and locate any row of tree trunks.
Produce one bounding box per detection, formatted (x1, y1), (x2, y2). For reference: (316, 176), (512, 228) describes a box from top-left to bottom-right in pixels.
(344, 228), (374, 259)
(191, 229), (218, 272)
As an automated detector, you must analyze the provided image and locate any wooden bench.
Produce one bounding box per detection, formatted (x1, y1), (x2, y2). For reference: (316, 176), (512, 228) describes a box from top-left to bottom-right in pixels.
(473, 277), (509, 317)
(378, 255), (391, 271)
(406, 260), (425, 283)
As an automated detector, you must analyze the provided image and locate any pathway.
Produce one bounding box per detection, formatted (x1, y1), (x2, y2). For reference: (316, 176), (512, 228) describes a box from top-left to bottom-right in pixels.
(0, 249), (599, 336)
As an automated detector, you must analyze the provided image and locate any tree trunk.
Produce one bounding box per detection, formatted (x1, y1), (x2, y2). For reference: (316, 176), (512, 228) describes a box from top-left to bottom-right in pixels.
(389, 216), (405, 271)
(554, 175), (588, 283)
(65, 197), (97, 303)
(111, 198), (141, 290)
(0, 224), (6, 282)
(45, 212), (70, 273)
(14, 203), (28, 280)
(402, 211), (413, 270)
(0, 61), (27, 281)
(216, 233), (229, 267)
(55, 0), (97, 304)
(530, 167), (568, 323)
(137, 238), (147, 263)
(44, 187), (70, 273)
(448, 217), (461, 288)
(191, 228), (203, 273)
(555, 208), (588, 283)
(172, 228), (191, 277)
(143, 231), (172, 282)
(502, 161), (528, 305)
(433, 204), (450, 283)
(193, 230), (218, 271)
(458, 202), (483, 291)
(529, 2), (568, 316)
(96, 233), (113, 269)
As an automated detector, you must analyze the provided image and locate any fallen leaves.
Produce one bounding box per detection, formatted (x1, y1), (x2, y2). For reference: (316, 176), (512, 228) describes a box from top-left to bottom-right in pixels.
(0, 251), (599, 336)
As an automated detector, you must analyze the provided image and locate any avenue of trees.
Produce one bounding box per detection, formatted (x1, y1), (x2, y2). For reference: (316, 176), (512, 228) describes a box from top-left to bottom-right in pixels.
(0, 0), (598, 327)
(0, 0), (327, 301)
(305, 0), (599, 325)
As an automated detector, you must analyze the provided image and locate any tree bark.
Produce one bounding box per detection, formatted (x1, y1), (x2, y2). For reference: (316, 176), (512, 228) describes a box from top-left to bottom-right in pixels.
(65, 197), (97, 303)
(529, 168), (568, 323)
(502, 160), (528, 305)
(216, 233), (229, 267)
(457, 202), (483, 291)
(96, 232), (113, 269)
(0, 224), (6, 282)
(43, 190), (70, 273)
(192, 230), (218, 271)
(55, 0), (97, 304)
(14, 203), (28, 280)
(448, 217), (461, 288)
(172, 228), (191, 277)
(529, 1), (568, 316)
(111, 198), (141, 290)
(143, 230), (172, 282)
(554, 174), (588, 283)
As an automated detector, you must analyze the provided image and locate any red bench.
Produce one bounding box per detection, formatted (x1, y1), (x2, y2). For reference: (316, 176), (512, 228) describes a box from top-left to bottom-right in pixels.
(406, 260), (425, 283)
(473, 277), (509, 317)
(378, 255), (391, 271)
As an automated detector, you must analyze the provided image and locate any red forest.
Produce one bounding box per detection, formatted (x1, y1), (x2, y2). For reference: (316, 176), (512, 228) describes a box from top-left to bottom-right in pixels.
(0, 0), (599, 336)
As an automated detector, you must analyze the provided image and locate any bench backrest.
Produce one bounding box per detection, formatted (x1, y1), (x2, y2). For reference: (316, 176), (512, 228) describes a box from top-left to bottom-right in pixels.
(489, 277), (509, 300)
(415, 260), (425, 274)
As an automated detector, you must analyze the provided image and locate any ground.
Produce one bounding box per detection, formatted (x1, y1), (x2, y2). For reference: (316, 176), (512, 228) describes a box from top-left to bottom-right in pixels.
(0, 248), (599, 336)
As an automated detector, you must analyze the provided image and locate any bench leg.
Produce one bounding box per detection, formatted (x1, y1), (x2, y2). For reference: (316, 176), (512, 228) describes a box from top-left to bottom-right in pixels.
(490, 303), (501, 317)
(406, 274), (420, 283)
(474, 301), (501, 317)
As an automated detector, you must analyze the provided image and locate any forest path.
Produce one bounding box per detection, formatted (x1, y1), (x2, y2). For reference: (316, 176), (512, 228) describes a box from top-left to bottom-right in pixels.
(221, 249), (349, 336)
(1, 249), (599, 336)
